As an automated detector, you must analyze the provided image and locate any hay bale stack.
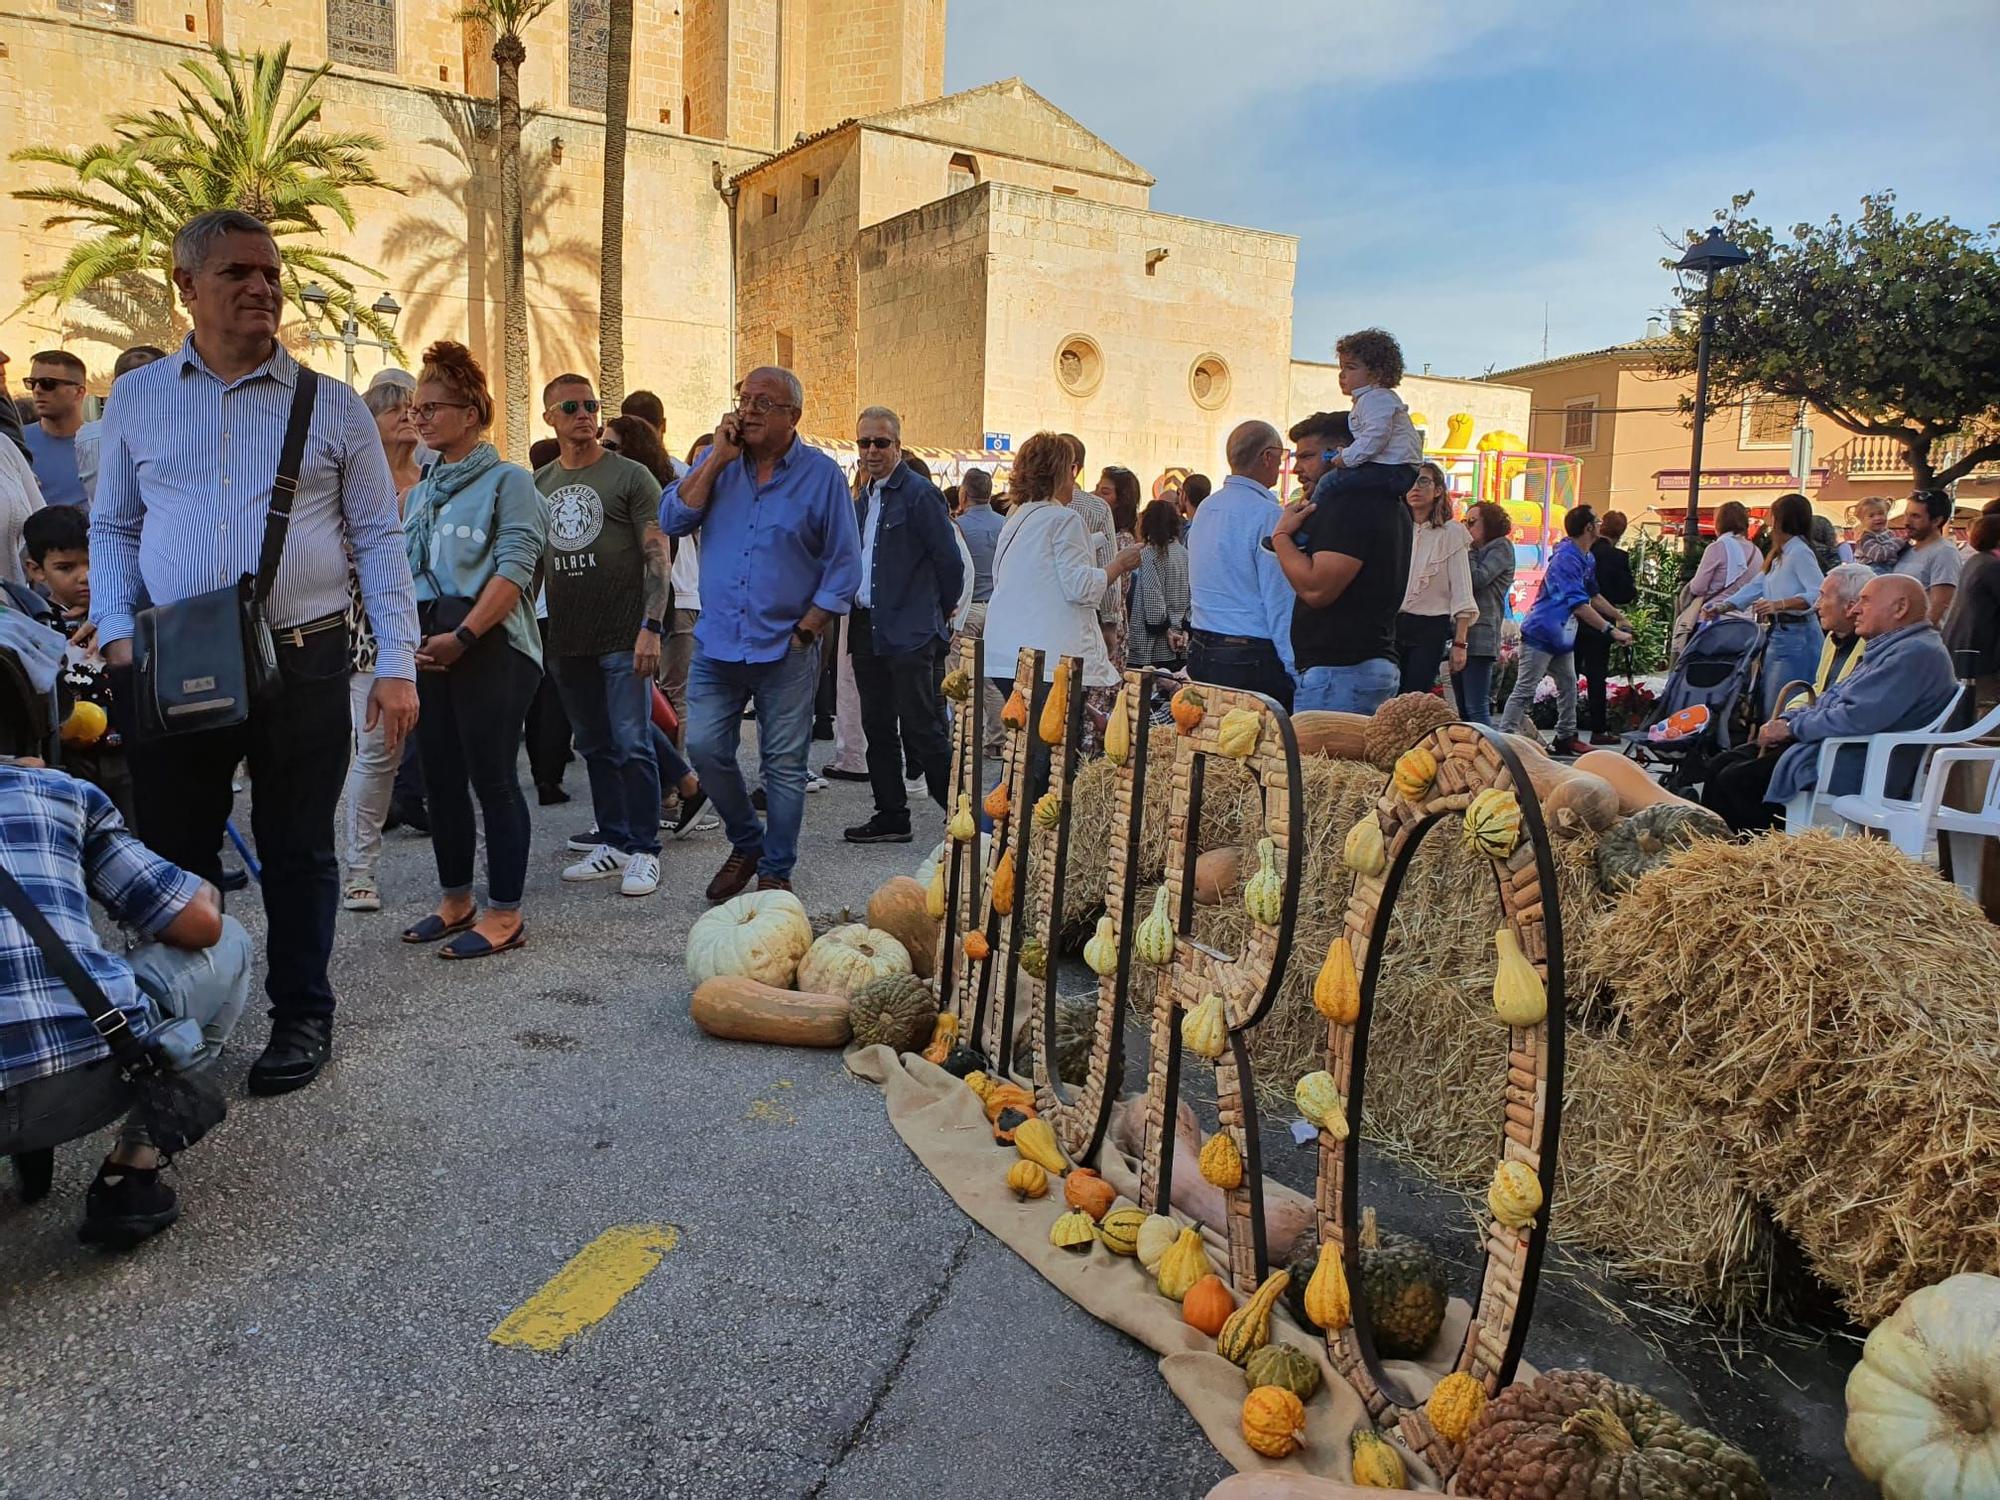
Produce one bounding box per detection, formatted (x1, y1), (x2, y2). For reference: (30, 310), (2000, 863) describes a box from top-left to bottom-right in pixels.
(1599, 830), (2000, 1326)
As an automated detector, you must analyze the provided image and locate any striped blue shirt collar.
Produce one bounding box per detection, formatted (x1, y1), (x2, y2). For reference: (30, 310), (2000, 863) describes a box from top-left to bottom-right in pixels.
(172, 333), (300, 391)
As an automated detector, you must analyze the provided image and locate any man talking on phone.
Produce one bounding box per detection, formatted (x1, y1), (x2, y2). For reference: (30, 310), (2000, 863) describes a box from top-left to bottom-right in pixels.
(661, 368), (860, 901)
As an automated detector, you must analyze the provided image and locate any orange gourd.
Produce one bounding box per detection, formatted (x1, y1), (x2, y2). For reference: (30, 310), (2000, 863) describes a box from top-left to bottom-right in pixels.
(962, 929), (991, 961)
(991, 849), (1017, 915)
(1063, 1167), (1117, 1221)
(1001, 683), (1029, 731)
(1170, 684), (1207, 736)
(984, 783), (1012, 820)
(1182, 1274), (1235, 1336)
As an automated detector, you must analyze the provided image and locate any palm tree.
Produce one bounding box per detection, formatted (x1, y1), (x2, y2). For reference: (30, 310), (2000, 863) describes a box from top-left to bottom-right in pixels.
(10, 44), (401, 350)
(459, 0), (554, 460)
(598, 0), (633, 409)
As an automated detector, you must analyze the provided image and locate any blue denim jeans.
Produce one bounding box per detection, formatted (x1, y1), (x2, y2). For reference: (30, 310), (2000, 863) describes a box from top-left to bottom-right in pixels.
(1453, 656), (1495, 724)
(1760, 617), (1824, 719)
(550, 650), (662, 857)
(686, 640), (820, 880)
(1295, 658), (1400, 714)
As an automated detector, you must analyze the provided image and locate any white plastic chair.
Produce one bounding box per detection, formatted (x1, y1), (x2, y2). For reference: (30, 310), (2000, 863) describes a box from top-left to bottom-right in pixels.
(1828, 745), (2000, 899)
(1783, 684), (1970, 835)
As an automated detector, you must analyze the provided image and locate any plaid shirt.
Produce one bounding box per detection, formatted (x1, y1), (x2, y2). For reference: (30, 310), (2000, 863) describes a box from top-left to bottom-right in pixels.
(0, 765), (200, 1091)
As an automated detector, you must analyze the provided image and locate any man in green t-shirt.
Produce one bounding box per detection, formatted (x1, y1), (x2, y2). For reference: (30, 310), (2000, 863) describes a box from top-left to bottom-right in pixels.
(534, 375), (677, 897)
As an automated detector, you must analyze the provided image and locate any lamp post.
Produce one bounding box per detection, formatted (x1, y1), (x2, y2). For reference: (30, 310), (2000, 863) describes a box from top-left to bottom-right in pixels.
(1676, 227), (1751, 565)
(299, 283), (403, 385)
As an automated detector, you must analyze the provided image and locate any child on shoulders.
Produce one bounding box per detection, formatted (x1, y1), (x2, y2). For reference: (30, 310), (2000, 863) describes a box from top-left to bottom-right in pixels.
(1314, 328), (1424, 505)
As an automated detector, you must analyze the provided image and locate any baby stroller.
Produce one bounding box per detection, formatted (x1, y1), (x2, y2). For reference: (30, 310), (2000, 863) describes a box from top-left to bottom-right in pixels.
(1620, 616), (1766, 795)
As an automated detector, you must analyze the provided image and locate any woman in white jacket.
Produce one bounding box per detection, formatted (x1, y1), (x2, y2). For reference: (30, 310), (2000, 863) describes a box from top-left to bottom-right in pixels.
(985, 432), (1141, 794)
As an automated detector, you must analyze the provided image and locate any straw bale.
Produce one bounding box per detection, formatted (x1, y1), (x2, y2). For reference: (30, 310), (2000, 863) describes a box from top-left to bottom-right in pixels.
(1597, 830), (2000, 1325)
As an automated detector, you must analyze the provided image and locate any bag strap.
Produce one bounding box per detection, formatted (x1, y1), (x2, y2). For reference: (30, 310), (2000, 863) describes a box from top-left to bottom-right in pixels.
(251, 369), (320, 607)
(0, 860), (149, 1068)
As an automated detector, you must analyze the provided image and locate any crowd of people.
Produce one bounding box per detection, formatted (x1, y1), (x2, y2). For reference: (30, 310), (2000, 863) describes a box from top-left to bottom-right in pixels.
(2, 206), (1995, 1249)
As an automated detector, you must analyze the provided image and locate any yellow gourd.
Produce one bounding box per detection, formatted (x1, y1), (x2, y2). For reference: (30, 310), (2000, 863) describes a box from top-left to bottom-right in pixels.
(1198, 1132), (1243, 1190)
(1006, 1159), (1049, 1200)
(1097, 1207), (1146, 1256)
(983, 783), (1011, 821)
(1013, 1114), (1069, 1176)
(1181, 993), (1227, 1060)
(941, 665), (972, 702)
(1488, 1159), (1543, 1229)
(1492, 928), (1547, 1026)
(1295, 1071), (1347, 1137)
(1050, 1209), (1097, 1254)
(1000, 683), (1029, 732)
(1216, 1268), (1291, 1365)
(1039, 660), (1071, 745)
(1463, 786), (1522, 858)
(1105, 684), (1132, 766)
(1242, 836), (1284, 926)
(1217, 707), (1261, 759)
(1392, 745), (1437, 800)
(1350, 1430), (1409, 1488)
(1241, 1386), (1306, 1460)
(948, 795), (976, 842)
(921, 1012), (958, 1065)
(1033, 791), (1063, 830)
(964, 1069), (995, 1102)
(1344, 817), (1386, 876)
(1425, 1371), (1487, 1444)
(1082, 915), (1118, 976)
(1303, 1244), (1351, 1330)
(1313, 935), (1360, 1024)
(926, 859), (947, 920)
(1135, 886), (1175, 964)
(1135, 1213), (1182, 1273)
(991, 849), (1016, 915)
(1156, 1226), (1213, 1300)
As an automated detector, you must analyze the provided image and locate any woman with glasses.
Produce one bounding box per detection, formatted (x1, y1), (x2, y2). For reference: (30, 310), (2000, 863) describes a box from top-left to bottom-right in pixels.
(1393, 462), (1476, 695)
(398, 342), (548, 959)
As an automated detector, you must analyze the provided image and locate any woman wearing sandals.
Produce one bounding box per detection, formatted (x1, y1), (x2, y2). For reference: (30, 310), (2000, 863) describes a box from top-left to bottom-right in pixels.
(399, 342), (548, 959)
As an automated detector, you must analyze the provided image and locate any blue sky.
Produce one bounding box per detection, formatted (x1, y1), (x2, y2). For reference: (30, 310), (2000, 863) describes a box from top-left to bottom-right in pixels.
(945, 0), (2000, 378)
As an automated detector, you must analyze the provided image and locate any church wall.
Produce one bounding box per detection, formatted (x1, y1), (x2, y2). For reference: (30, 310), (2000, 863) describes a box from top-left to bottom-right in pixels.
(856, 127), (1148, 229)
(979, 184), (1297, 484)
(731, 128), (861, 435)
(854, 186), (988, 449)
(2, 6), (760, 452)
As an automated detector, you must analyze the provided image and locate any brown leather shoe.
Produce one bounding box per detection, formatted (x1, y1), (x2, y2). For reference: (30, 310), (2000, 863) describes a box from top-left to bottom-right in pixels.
(756, 876), (793, 893)
(705, 847), (762, 903)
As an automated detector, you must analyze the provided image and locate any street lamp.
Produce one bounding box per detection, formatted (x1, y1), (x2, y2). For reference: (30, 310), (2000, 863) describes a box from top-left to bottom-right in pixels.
(1675, 227), (1751, 564)
(298, 281), (403, 385)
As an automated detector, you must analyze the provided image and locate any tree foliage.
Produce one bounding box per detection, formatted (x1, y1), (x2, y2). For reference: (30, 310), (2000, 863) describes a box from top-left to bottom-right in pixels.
(1659, 192), (2000, 488)
(10, 44), (402, 352)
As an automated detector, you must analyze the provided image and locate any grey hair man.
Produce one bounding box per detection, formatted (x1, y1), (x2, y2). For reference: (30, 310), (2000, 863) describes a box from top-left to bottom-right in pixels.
(1183, 419), (1298, 707)
(842, 403), (964, 844)
(86, 207), (421, 1096)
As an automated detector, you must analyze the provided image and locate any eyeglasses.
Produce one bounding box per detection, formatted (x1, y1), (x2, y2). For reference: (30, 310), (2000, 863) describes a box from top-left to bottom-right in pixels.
(412, 401), (474, 421)
(552, 399), (601, 415)
(737, 395), (798, 414)
(855, 436), (897, 450)
(23, 377), (82, 393)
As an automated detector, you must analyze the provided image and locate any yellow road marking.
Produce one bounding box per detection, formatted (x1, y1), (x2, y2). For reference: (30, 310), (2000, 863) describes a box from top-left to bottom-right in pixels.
(490, 1223), (680, 1354)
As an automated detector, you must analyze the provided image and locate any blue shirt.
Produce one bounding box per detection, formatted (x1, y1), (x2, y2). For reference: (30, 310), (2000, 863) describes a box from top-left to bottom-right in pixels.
(660, 436), (861, 663)
(1185, 474), (1298, 677)
(22, 424), (86, 508)
(1728, 535), (1826, 613)
(89, 337), (422, 679)
(0, 766), (201, 1090)
(1522, 538), (1597, 654)
(956, 503), (1005, 603)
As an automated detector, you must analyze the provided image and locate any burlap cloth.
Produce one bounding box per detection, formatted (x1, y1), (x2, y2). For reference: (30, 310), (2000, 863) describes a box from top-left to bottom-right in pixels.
(849, 1044), (1485, 1490)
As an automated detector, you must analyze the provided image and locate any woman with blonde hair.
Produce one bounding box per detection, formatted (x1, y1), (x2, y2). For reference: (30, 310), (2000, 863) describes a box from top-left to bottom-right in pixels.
(1393, 462), (1476, 695)
(399, 341), (548, 959)
(985, 433), (1142, 793)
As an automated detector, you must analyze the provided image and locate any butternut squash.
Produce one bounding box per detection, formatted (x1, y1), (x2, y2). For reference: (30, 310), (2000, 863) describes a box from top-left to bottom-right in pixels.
(1499, 733), (1619, 832)
(689, 976), (852, 1047)
(1290, 709), (1372, 762)
(1573, 748), (1694, 814)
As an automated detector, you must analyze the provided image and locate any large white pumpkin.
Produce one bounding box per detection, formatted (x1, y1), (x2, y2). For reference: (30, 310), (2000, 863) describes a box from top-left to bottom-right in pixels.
(686, 890), (814, 988)
(796, 924), (911, 999)
(1847, 1272), (2000, 1500)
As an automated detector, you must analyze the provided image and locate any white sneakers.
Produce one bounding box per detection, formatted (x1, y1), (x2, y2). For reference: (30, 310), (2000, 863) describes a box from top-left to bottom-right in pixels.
(559, 844), (659, 896)
(620, 853), (660, 897)
(562, 844), (630, 882)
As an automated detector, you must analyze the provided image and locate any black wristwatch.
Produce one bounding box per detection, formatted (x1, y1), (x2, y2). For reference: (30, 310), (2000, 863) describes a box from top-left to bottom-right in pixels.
(453, 624), (480, 649)
(792, 623), (818, 647)
(642, 618), (665, 636)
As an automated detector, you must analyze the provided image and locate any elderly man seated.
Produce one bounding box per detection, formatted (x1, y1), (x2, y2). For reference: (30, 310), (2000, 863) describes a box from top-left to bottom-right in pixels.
(1771, 561), (1873, 713)
(1702, 574), (1959, 833)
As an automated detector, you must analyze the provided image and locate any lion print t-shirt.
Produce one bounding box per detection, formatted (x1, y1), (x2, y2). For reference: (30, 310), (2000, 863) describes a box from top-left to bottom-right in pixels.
(533, 451), (661, 658)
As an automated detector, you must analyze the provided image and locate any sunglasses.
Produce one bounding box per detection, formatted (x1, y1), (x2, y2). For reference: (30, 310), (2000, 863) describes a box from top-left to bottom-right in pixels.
(24, 377), (82, 392)
(856, 436), (897, 450)
(552, 399), (601, 415)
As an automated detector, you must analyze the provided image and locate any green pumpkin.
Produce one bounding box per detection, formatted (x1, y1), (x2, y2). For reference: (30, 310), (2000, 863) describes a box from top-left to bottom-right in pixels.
(1243, 1343), (1322, 1401)
(1010, 993), (1093, 1085)
(849, 974), (936, 1051)
(1360, 1208), (1448, 1359)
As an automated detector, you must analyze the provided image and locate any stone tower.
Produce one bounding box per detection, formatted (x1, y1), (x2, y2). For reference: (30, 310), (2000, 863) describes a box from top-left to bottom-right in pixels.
(682, 0), (947, 151)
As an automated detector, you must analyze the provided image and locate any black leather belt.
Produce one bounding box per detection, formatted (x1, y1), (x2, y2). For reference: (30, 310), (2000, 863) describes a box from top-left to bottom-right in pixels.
(1191, 628), (1269, 648)
(1769, 613), (1810, 627)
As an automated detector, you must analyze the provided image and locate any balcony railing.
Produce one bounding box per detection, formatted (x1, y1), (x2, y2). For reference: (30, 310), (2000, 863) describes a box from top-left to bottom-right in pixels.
(1825, 433), (1999, 479)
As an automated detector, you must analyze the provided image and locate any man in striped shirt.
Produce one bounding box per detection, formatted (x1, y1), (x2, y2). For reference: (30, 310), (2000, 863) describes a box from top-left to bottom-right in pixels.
(90, 210), (420, 1097)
